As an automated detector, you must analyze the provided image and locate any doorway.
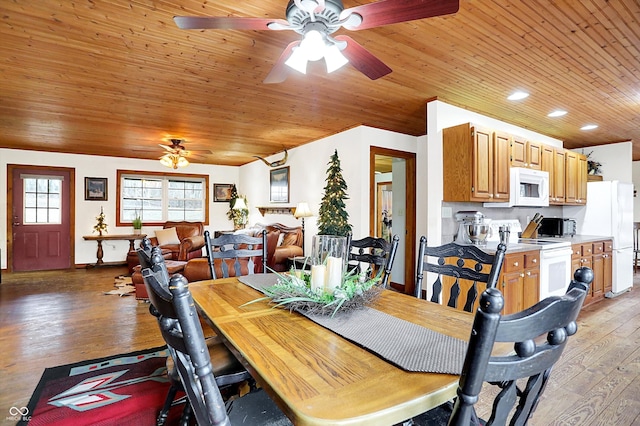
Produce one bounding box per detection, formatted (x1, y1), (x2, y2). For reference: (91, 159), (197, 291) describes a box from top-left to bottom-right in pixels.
(369, 147), (416, 295)
(8, 165), (75, 272)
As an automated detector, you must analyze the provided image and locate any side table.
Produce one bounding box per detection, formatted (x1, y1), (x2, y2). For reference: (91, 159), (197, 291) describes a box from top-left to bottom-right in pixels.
(83, 233), (147, 267)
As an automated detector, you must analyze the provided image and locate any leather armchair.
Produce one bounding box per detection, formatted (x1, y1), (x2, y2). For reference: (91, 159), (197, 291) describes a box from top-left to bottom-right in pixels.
(148, 221), (205, 261)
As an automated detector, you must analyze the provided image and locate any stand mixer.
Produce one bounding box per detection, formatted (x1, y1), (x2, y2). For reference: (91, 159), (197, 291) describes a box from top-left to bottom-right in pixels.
(454, 211), (491, 245)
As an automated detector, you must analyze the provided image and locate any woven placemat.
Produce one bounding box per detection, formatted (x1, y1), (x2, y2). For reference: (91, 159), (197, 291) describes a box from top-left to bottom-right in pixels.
(305, 307), (468, 374)
(237, 274), (280, 292)
(237, 274), (467, 374)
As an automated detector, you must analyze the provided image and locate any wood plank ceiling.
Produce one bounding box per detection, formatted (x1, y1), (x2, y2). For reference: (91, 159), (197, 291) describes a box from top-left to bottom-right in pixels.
(1, 0), (639, 166)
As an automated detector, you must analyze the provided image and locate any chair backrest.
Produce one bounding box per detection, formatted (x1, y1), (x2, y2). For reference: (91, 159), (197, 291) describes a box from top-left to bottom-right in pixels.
(449, 267), (593, 426)
(347, 235), (399, 288)
(415, 237), (507, 312)
(139, 248), (230, 426)
(204, 229), (267, 279)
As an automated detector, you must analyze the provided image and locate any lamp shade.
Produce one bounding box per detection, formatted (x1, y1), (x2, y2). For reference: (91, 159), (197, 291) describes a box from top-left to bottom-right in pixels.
(232, 197), (248, 210)
(294, 202), (313, 218)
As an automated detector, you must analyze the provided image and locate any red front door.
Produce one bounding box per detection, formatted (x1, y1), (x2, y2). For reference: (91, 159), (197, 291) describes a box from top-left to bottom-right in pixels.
(11, 167), (72, 271)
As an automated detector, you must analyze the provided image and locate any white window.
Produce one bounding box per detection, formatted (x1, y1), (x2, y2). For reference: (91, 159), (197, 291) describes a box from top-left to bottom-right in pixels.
(117, 171), (208, 226)
(22, 175), (62, 224)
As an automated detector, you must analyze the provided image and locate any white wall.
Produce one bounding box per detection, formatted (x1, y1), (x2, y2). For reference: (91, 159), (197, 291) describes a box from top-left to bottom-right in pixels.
(239, 126), (418, 255)
(572, 142), (633, 183)
(0, 148), (239, 267)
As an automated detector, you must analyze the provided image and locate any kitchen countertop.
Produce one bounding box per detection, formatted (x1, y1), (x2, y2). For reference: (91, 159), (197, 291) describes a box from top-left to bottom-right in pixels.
(479, 234), (613, 254)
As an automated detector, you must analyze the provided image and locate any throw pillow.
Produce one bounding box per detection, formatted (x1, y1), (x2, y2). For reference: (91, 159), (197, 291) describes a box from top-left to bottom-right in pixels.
(156, 227), (180, 245)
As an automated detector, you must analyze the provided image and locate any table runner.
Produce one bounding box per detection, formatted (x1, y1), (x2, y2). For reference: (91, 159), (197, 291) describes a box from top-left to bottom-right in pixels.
(237, 274), (468, 375)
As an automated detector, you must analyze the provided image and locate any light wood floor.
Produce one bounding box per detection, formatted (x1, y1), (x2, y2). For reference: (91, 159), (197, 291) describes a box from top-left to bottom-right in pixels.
(0, 266), (638, 425)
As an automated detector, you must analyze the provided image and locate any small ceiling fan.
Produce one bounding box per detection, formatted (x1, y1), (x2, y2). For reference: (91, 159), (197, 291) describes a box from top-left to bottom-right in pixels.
(174, 0), (459, 83)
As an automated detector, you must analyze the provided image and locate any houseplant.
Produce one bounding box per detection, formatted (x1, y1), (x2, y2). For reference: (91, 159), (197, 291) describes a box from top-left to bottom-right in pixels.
(132, 212), (142, 235)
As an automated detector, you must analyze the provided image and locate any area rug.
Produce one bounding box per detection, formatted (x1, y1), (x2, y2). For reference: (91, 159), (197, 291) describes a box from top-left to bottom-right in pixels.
(104, 275), (135, 296)
(18, 346), (182, 426)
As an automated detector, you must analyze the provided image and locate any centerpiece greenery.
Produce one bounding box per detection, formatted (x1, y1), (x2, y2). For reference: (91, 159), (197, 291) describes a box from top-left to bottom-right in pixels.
(250, 264), (383, 317)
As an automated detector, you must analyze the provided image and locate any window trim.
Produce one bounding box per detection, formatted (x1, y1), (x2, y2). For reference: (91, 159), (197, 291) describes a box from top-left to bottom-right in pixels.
(116, 169), (209, 227)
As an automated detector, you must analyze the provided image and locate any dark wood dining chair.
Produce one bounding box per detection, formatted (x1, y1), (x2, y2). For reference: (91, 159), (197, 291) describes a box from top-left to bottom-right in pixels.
(414, 237), (507, 312)
(409, 266), (593, 426)
(204, 230), (267, 279)
(347, 234), (399, 288)
(139, 246), (291, 426)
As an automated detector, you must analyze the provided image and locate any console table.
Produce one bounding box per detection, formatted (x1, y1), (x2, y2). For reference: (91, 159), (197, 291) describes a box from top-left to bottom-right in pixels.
(83, 233), (147, 267)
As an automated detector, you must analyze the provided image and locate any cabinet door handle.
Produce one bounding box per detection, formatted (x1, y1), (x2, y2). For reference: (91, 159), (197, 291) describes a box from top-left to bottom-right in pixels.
(520, 273), (525, 278)
(532, 259), (537, 263)
(526, 271), (531, 276)
(513, 261), (519, 267)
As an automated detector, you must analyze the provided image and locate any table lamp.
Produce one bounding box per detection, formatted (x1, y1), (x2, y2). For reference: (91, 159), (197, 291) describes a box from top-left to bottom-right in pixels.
(294, 202), (313, 254)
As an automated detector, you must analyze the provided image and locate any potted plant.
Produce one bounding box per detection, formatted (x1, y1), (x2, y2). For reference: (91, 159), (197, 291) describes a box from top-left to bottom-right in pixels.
(132, 212), (142, 235)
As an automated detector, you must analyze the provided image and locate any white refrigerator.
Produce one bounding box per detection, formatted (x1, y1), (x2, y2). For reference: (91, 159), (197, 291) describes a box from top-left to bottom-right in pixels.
(565, 181), (634, 295)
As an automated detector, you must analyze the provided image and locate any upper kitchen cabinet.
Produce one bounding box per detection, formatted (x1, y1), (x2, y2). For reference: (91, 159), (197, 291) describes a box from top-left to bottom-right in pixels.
(511, 137), (542, 170)
(443, 123), (509, 202)
(541, 144), (567, 205)
(565, 151), (588, 205)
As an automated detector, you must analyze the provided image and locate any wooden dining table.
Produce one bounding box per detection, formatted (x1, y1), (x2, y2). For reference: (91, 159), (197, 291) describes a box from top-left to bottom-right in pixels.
(189, 277), (476, 426)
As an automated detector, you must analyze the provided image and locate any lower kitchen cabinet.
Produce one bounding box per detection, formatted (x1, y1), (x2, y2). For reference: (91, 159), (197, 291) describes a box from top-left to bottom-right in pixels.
(499, 250), (540, 315)
(571, 239), (612, 308)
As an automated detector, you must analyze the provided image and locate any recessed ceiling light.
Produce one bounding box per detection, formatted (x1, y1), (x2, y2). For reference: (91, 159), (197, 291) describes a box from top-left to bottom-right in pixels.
(548, 110), (568, 117)
(581, 124), (598, 131)
(507, 91), (529, 101)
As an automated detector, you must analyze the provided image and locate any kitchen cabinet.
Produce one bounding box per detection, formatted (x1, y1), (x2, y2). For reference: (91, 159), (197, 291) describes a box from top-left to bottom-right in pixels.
(553, 148), (567, 204)
(571, 240), (612, 307)
(541, 145), (556, 202)
(499, 250), (540, 314)
(565, 151), (588, 205)
(511, 138), (541, 169)
(443, 123), (510, 202)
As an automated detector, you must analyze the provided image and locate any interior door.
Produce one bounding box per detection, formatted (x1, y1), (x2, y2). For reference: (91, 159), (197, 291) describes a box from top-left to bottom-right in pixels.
(370, 147), (416, 295)
(11, 166), (73, 271)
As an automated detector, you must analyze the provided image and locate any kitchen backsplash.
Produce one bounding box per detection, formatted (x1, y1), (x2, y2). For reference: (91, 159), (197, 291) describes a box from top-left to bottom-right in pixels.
(441, 202), (565, 243)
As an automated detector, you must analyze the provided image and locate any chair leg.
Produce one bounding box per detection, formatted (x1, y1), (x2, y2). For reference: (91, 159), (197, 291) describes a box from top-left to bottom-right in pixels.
(157, 385), (178, 426)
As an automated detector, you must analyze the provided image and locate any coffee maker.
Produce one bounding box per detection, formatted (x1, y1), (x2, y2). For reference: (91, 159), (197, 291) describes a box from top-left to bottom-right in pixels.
(454, 211), (490, 245)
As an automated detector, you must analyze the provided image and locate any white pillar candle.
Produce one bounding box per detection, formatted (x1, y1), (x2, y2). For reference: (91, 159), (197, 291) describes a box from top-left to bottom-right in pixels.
(311, 265), (326, 292)
(326, 256), (343, 291)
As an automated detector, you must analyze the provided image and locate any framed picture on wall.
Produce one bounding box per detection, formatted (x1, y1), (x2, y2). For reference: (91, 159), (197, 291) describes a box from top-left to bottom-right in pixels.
(270, 167), (289, 203)
(213, 183), (234, 202)
(85, 177), (108, 201)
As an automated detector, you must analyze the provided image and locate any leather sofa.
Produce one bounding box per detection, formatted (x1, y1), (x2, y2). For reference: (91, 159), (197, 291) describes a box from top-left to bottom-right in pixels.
(180, 223), (302, 282)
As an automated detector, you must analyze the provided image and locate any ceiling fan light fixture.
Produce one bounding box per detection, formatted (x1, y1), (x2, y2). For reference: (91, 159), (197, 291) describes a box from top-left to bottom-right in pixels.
(160, 153), (189, 169)
(324, 44), (348, 73)
(285, 46), (309, 74)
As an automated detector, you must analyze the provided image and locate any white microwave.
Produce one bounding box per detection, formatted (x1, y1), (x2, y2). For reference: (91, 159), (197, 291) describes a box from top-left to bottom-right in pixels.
(485, 167), (549, 208)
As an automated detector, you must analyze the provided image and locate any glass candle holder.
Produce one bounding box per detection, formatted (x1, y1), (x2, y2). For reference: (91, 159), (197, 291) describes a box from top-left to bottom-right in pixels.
(310, 235), (348, 292)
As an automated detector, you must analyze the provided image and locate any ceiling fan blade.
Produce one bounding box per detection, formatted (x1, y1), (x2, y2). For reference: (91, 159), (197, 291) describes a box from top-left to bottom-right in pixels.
(263, 41), (300, 84)
(174, 16), (289, 31)
(334, 35), (391, 80)
(341, 0), (459, 31)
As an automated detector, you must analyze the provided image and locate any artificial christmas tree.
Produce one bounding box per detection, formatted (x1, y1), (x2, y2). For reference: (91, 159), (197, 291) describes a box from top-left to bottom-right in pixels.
(318, 150), (352, 236)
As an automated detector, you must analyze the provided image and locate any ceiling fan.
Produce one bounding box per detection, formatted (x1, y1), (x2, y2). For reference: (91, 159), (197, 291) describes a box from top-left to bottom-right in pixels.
(158, 139), (211, 169)
(174, 0), (459, 83)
